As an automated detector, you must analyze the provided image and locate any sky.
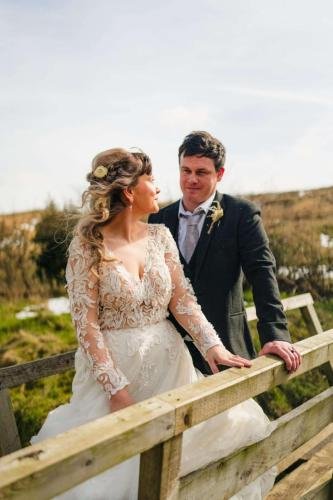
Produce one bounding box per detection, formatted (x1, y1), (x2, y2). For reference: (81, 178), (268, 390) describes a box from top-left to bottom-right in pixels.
(1, 0), (333, 214)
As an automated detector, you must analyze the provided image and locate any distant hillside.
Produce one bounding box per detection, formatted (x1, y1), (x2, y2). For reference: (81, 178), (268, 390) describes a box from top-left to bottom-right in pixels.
(1, 185), (332, 230)
(247, 186), (333, 234)
(158, 185), (333, 238)
(0, 210), (42, 229)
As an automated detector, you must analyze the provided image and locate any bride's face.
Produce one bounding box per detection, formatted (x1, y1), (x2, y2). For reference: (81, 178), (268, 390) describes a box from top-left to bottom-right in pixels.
(131, 174), (160, 214)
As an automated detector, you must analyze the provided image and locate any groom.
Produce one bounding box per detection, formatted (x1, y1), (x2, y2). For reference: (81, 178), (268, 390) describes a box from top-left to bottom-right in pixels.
(149, 131), (301, 373)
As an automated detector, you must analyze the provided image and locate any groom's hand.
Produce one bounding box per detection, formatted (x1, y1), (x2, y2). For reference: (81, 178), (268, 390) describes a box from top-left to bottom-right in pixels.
(259, 340), (302, 373)
(206, 345), (252, 374)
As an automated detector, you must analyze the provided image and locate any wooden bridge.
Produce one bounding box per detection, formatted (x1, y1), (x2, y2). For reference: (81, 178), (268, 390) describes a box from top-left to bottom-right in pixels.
(0, 293), (332, 499)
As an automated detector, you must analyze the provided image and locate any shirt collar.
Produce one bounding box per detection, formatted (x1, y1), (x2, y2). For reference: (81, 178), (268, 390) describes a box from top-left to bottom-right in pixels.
(179, 191), (216, 217)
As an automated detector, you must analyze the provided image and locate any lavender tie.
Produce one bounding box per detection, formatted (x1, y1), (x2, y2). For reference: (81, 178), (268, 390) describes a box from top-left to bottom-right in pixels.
(182, 211), (204, 263)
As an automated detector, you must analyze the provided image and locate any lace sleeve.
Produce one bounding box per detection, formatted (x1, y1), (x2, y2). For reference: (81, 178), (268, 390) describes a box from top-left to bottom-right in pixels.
(161, 226), (223, 357)
(66, 236), (129, 399)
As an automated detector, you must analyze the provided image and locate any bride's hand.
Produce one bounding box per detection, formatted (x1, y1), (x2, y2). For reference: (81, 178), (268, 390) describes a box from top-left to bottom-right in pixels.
(206, 345), (252, 374)
(109, 388), (135, 413)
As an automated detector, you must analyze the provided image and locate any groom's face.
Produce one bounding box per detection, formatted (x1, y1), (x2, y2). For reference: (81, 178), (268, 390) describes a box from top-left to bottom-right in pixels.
(179, 154), (224, 211)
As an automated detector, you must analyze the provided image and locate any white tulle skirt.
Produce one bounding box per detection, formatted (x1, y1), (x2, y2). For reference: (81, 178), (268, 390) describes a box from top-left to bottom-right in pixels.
(31, 320), (276, 499)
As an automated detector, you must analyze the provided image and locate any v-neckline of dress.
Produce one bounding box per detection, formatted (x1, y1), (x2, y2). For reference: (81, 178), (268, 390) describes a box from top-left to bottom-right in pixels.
(114, 225), (151, 284)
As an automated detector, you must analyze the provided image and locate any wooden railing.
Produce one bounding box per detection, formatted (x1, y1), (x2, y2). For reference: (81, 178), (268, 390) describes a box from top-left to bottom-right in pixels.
(0, 293), (332, 498)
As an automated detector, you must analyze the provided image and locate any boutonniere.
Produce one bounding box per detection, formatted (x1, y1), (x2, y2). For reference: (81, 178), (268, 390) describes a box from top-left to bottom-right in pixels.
(207, 201), (224, 234)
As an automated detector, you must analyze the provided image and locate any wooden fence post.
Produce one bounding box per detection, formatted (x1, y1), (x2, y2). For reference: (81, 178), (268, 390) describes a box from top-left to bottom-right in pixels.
(300, 303), (323, 336)
(301, 304), (333, 385)
(0, 389), (21, 456)
(139, 434), (183, 500)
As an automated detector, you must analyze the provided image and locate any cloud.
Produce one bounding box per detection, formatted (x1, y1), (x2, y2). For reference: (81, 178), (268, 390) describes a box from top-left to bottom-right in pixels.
(224, 114), (333, 195)
(218, 86), (333, 107)
(159, 106), (210, 128)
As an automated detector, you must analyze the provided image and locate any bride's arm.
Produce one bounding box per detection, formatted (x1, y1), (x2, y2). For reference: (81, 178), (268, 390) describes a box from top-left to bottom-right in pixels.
(66, 236), (133, 408)
(162, 227), (252, 372)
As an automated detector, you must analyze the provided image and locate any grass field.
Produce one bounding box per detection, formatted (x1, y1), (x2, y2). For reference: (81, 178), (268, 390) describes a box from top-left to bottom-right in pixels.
(0, 301), (76, 445)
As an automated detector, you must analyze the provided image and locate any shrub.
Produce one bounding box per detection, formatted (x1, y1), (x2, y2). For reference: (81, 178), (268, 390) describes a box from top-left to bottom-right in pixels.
(34, 201), (77, 294)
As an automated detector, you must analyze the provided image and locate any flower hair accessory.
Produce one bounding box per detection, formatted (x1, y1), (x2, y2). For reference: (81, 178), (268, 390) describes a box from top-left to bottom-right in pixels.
(207, 200), (224, 234)
(93, 165), (108, 179)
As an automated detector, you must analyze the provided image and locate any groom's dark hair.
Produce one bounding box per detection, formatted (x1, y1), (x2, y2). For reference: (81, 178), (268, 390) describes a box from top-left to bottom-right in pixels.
(178, 131), (226, 171)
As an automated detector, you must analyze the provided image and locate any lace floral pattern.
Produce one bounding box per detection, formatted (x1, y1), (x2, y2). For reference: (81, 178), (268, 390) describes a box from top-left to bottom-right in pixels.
(66, 225), (222, 399)
(160, 226), (223, 356)
(66, 239), (129, 399)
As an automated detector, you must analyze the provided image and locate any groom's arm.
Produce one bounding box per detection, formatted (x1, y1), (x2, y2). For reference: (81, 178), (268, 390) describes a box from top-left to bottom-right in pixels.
(238, 200), (289, 343)
(237, 201), (301, 372)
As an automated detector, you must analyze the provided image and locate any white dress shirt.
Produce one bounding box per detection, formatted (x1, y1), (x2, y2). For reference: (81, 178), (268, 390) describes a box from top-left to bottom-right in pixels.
(178, 192), (216, 257)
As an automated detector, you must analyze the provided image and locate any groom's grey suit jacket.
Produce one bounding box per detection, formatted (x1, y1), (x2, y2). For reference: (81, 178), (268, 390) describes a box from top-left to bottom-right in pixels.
(149, 191), (290, 374)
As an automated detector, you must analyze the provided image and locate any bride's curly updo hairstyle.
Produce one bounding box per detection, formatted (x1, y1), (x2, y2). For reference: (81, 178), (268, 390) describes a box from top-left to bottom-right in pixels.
(76, 147), (152, 268)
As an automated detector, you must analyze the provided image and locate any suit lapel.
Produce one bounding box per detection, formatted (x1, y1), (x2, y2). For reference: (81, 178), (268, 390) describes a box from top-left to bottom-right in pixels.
(164, 201), (180, 246)
(165, 202), (188, 266)
(193, 192), (225, 282)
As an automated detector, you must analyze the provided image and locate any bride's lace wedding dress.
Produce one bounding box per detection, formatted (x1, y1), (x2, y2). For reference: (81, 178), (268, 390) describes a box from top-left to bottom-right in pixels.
(32, 224), (276, 499)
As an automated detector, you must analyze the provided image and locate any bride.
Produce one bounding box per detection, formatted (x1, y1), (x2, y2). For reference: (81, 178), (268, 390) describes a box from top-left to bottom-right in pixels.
(32, 148), (276, 499)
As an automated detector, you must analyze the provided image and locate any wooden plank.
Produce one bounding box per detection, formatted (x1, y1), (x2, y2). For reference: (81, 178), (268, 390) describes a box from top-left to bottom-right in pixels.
(266, 440), (333, 500)
(0, 389), (21, 456)
(159, 330), (333, 433)
(179, 388), (333, 500)
(0, 398), (175, 500)
(245, 305), (258, 322)
(139, 434), (182, 500)
(276, 423), (333, 473)
(246, 292), (313, 322)
(281, 292), (314, 310)
(0, 351), (75, 390)
(303, 483), (332, 500)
